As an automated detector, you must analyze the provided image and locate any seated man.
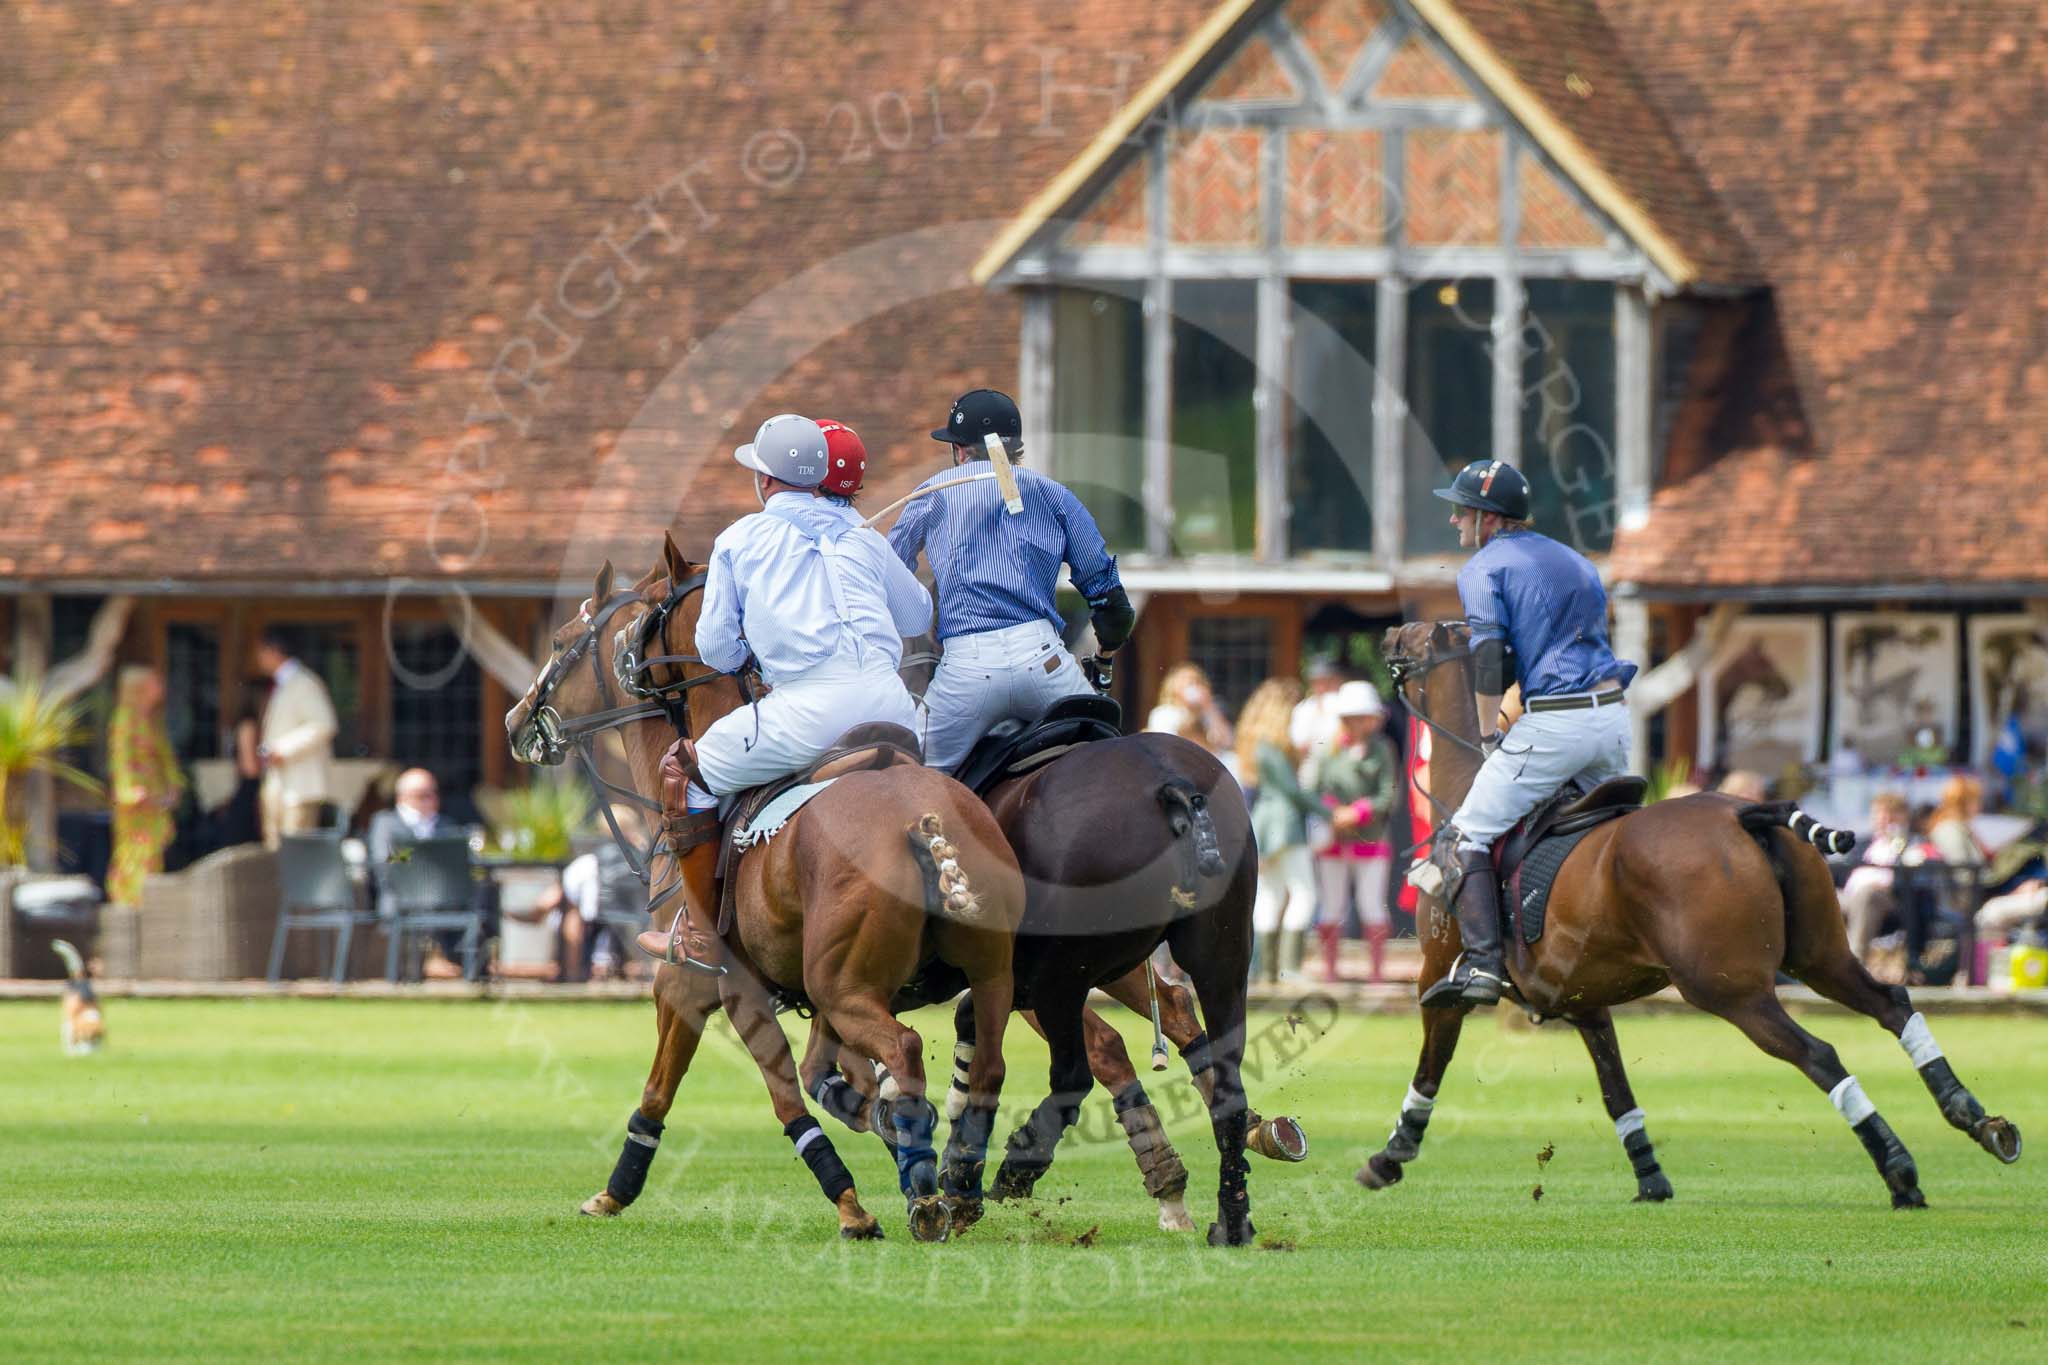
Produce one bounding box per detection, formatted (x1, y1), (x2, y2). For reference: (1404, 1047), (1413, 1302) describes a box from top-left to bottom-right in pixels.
(638, 414), (931, 973)
(367, 767), (491, 979)
(523, 806), (652, 982)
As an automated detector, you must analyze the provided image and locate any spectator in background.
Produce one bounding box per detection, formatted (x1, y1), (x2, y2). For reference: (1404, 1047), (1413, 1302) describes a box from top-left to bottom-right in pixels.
(1311, 680), (1399, 984)
(1717, 769), (1770, 802)
(1288, 657), (1346, 771)
(1927, 774), (1988, 871)
(1235, 679), (1321, 984)
(524, 806), (654, 981)
(255, 627), (338, 844)
(106, 665), (183, 907)
(1841, 790), (1911, 962)
(1146, 662), (1233, 756)
(367, 768), (485, 980)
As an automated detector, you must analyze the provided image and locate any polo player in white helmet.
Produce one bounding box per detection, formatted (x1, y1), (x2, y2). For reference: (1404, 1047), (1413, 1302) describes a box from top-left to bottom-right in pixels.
(638, 413), (932, 973)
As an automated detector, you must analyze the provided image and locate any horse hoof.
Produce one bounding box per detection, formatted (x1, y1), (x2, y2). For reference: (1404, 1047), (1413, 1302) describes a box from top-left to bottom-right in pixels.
(908, 1195), (952, 1243)
(840, 1219), (884, 1241)
(989, 1163), (1037, 1203)
(579, 1192), (624, 1217)
(1355, 1153), (1404, 1190)
(1157, 1197), (1194, 1232)
(1206, 1218), (1256, 1248)
(1249, 1116), (1309, 1163)
(1891, 1186), (1928, 1210)
(1975, 1116), (2022, 1164)
(1633, 1173), (1674, 1203)
(949, 1197), (984, 1235)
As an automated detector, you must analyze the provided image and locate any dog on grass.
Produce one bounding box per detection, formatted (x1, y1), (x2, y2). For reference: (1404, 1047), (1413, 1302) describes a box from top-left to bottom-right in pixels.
(53, 940), (105, 1055)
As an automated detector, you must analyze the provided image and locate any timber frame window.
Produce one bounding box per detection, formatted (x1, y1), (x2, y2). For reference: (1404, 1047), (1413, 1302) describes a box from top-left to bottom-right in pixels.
(1015, 0), (1658, 570)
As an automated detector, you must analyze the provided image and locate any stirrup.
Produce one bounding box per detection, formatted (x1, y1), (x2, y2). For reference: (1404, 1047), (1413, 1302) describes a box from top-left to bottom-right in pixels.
(635, 917), (726, 976)
(1420, 954), (1503, 1009)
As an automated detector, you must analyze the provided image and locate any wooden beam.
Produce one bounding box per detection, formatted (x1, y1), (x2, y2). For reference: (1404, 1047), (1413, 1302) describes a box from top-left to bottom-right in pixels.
(1373, 274), (1408, 566)
(1615, 284), (1653, 530)
(1144, 136), (1174, 559)
(1020, 288), (1055, 478)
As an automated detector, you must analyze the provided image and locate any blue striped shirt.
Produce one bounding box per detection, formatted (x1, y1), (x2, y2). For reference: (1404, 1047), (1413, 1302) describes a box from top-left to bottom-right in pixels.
(888, 464), (1121, 642)
(1457, 529), (1637, 699)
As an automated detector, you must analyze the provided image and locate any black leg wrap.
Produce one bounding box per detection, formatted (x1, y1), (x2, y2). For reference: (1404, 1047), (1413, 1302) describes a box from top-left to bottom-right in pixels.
(1179, 1030), (1213, 1078)
(603, 1111), (664, 1208)
(1916, 1058), (1985, 1132)
(810, 1072), (867, 1131)
(785, 1115), (856, 1204)
(1385, 1106), (1432, 1163)
(1622, 1128), (1661, 1180)
(1112, 1081), (1152, 1117)
(1852, 1113), (1924, 1208)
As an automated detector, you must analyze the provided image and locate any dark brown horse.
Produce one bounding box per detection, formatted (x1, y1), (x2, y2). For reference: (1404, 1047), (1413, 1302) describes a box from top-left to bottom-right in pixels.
(1358, 621), (2021, 1207)
(506, 542), (1021, 1241)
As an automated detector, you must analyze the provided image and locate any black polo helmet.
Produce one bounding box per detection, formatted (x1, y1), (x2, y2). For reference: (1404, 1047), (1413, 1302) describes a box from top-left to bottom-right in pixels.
(931, 388), (1022, 452)
(1432, 458), (1531, 521)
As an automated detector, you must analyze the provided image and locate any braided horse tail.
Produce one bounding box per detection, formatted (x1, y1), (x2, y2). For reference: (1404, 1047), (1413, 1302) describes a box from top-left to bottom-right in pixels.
(908, 814), (985, 922)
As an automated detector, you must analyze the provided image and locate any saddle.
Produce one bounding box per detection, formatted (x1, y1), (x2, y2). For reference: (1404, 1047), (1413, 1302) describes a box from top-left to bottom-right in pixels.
(1489, 775), (1648, 944)
(954, 693), (1124, 798)
(714, 722), (924, 931)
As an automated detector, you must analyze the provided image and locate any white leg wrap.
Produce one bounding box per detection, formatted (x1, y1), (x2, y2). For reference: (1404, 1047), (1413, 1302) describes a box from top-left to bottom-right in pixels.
(1899, 1012), (1944, 1069)
(1829, 1075), (1877, 1126)
(1614, 1107), (1646, 1141)
(1403, 1084), (1435, 1114)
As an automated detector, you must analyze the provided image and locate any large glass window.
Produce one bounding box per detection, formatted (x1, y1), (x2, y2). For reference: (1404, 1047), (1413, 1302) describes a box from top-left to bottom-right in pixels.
(1186, 615), (1274, 718)
(1170, 281), (1257, 556)
(1404, 278), (1495, 556)
(164, 623), (222, 762)
(390, 622), (484, 821)
(1521, 280), (1617, 552)
(1052, 287), (1147, 553)
(1288, 282), (1376, 555)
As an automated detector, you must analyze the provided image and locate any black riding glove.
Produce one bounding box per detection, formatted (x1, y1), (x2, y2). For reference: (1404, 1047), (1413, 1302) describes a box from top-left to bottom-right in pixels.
(1083, 653), (1117, 694)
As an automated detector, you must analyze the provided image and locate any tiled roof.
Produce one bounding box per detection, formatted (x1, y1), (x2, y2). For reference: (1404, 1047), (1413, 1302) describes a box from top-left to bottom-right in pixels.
(1599, 0), (2048, 591)
(0, 0), (1212, 587)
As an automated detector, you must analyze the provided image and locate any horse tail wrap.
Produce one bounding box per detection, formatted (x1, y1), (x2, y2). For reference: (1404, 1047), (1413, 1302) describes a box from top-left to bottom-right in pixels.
(1738, 801), (1854, 856)
(908, 814), (985, 923)
(1159, 779), (1227, 881)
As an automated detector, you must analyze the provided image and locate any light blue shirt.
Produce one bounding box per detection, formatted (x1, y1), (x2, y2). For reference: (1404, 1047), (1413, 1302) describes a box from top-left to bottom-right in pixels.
(1457, 529), (1638, 699)
(696, 492), (931, 686)
(887, 464), (1121, 641)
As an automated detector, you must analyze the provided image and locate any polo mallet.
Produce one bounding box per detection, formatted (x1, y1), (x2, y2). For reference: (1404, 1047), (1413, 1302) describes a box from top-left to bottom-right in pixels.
(982, 431), (1024, 514)
(1144, 960), (1169, 1071)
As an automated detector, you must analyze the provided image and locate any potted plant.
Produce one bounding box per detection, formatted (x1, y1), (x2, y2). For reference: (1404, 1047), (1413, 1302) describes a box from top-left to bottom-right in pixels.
(0, 682), (101, 867)
(475, 773), (594, 863)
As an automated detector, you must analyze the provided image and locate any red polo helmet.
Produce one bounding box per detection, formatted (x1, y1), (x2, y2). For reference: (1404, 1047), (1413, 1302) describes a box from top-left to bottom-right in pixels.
(814, 419), (867, 496)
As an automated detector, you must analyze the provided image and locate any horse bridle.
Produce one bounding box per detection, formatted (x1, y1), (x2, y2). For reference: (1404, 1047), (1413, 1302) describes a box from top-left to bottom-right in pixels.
(517, 574), (726, 904)
(1385, 621), (1487, 834)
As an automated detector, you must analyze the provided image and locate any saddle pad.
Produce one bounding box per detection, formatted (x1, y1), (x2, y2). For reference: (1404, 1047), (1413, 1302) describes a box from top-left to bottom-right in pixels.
(1505, 824), (1601, 946)
(731, 779), (838, 851)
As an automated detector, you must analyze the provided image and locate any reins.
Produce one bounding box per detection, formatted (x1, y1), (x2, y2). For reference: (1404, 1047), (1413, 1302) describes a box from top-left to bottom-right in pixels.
(519, 576), (737, 911)
(1386, 623), (1488, 847)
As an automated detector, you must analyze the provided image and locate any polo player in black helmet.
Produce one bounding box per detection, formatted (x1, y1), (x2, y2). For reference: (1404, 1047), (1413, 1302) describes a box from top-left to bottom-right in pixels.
(1420, 458), (1638, 1008)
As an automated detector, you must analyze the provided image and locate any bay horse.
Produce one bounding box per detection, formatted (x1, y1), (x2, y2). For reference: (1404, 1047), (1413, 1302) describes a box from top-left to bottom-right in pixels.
(962, 731), (1264, 1245)
(505, 541), (1022, 1241)
(1358, 620), (2021, 1207)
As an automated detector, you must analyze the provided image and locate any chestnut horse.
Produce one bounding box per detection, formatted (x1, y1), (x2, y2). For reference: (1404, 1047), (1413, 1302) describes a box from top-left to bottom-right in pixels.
(612, 543), (1264, 1245)
(505, 543), (1021, 1241)
(1358, 621), (2020, 1207)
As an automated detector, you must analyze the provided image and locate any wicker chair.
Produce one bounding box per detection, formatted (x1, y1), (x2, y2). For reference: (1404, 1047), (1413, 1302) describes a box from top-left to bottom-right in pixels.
(138, 845), (283, 979)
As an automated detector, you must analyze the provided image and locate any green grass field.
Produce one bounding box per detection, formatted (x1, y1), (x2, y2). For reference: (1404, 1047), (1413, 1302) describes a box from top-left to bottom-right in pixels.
(2, 997), (2044, 1361)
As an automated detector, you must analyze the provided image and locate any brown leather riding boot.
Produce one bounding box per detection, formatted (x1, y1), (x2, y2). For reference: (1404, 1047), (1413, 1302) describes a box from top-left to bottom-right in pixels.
(634, 738), (727, 976)
(636, 842), (726, 975)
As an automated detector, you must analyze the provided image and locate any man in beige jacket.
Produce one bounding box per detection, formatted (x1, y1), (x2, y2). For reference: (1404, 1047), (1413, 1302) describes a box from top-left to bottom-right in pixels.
(254, 628), (338, 845)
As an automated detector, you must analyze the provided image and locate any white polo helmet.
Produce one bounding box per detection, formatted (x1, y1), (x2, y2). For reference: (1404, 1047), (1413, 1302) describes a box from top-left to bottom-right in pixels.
(734, 414), (830, 488)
